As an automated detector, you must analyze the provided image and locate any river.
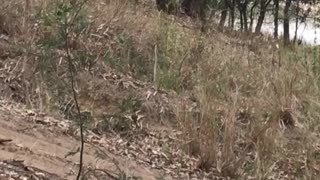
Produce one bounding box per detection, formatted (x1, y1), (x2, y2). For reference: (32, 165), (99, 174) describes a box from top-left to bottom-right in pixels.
(260, 18), (320, 45)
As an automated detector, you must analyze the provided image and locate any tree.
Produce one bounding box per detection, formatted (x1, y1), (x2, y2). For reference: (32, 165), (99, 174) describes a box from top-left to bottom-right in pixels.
(274, 0), (279, 38)
(283, 0), (292, 43)
(237, 0), (249, 31)
(156, 0), (178, 14)
(255, 0), (272, 34)
(225, 0), (236, 29)
(219, 0), (229, 30)
(249, 0), (259, 31)
(181, 0), (210, 32)
(293, 1), (300, 43)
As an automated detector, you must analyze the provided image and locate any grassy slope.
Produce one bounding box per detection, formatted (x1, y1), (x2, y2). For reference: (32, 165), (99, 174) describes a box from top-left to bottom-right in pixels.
(1, 0), (320, 179)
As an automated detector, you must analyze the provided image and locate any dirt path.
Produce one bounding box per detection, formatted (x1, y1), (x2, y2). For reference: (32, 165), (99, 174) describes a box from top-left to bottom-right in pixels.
(0, 101), (165, 180)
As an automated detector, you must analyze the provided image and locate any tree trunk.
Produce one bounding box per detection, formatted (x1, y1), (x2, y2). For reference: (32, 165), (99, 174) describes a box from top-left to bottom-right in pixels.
(225, 0), (236, 29)
(243, 5), (248, 31)
(181, 0), (192, 16)
(226, 0), (236, 29)
(250, 0), (258, 32)
(237, 0), (248, 32)
(255, 0), (272, 34)
(230, 3), (235, 29)
(239, 7), (244, 31)
(255, 8), (266, 33)
(219, 7), (228, 30)
(283, 0), (292, 44)
(200, 0), (208, 33)
(274, 0), (279, 38)
(293, 2), (300, 43)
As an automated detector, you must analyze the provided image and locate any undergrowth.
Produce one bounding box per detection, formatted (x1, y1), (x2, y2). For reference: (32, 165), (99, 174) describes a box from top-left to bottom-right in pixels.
(1, 0), (320, 179)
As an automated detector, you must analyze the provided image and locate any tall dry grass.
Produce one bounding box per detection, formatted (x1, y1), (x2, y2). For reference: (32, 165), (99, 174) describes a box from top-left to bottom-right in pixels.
(1, 0), (320, 178)
(175, 30), (320, 178)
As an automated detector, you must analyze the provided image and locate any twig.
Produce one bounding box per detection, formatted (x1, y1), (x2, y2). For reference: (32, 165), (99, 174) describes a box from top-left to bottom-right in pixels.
(82, 168), (118, 179)
(0, 139), (12, 145)
(153, 45), (158, 89)
(177, 51), (189, 77)
(62, 3), (85, 179)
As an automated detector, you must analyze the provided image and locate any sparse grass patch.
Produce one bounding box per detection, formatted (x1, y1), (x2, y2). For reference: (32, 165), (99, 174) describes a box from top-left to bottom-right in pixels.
(158, 68), (180, 90)
(177, 93), (220, 172)
(103, 34), (152, 80)
(118, 94), (142, 114)
(0, 0), (26, 36)
(153, 15), (203, 91)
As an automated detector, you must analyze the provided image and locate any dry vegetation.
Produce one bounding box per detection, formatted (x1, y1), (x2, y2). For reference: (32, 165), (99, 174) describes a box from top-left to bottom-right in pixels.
(1, 0), (320, 179)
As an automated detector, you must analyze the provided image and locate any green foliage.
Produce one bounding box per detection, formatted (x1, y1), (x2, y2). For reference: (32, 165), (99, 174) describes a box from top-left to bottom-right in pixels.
(34, 0), (93, 120)
(72, 50), (97, 71)
(35, 1), (89, 48)
(113, 116), (133, 133)
(55, 3), (72, 22)
(78, 111), (93, 128)
(282, 46), (320, 77)
(206, 0), (220, 10)
(243, 161), (256, 174)
(95, 114), (134, 135)
(104, 34), (152, 81)
(311, 47), (320, 75)
(94, 95), (142, 135)
(118, 95), (142, 114)
(154, 17), (194, 91)
(158, 69), (180, 90)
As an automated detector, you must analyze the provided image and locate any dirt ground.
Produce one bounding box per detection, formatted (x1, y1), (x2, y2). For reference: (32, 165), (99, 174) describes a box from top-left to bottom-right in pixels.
(0, 100), (173, 180)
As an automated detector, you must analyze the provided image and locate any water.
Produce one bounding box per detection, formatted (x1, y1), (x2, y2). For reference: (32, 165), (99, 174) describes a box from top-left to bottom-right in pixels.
(260, 19), (320, 45)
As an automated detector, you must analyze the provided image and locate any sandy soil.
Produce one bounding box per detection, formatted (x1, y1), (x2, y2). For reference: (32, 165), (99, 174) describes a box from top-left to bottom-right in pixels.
(0, 101), (166, 180)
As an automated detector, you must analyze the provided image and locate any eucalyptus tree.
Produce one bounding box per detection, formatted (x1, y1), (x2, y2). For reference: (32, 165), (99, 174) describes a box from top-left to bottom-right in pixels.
(283, 0), (292, 43)
(255, 0), (272, 33)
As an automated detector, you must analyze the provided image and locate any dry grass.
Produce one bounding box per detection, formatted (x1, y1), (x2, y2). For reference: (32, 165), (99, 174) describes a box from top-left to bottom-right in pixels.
(1, 0), (320, 179)
(177, 31), (320, 178)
